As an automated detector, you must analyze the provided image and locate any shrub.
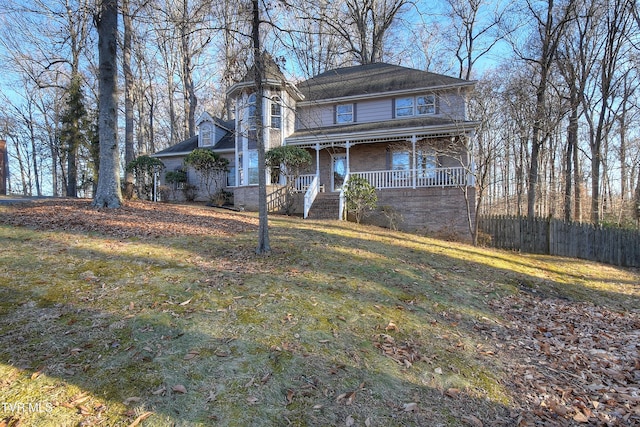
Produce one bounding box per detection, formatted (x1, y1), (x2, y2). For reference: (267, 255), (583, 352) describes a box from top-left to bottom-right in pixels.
(344, 176), (377, 224)
(182, 184), (198, 202)
(184, 149), (229, 200)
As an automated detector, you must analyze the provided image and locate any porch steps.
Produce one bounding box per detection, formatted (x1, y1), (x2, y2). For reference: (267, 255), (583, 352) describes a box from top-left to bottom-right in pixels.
(306, 193), (340, 220)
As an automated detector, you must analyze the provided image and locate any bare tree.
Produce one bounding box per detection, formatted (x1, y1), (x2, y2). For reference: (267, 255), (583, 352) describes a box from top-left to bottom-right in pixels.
(93, 0), (122, 208)
(295, 0), (410, 66)
(253, 0), (270, 254)
(513, 0), (576, 219)
(441, 0), (509, 80)
(582, 0), (634, 224)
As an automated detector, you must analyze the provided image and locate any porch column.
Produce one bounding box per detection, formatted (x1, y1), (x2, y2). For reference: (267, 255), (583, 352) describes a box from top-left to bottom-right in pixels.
(411, 135), (417, 189)
(315, 142), (320, 177)
(346, 141), (351, 174)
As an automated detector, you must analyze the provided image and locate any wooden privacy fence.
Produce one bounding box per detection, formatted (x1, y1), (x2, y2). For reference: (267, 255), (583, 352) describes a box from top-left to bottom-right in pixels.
(478, 215), (640, 268)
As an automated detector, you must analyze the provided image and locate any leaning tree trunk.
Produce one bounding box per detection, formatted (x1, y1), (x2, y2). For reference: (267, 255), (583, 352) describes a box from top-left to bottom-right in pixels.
(93, 0), (122, 208)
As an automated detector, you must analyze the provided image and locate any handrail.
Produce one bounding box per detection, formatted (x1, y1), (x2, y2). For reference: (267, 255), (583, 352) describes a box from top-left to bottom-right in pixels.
(338, 173), (350, 221)
(303, 175), (320, 219)
(266, 185), (288, 213)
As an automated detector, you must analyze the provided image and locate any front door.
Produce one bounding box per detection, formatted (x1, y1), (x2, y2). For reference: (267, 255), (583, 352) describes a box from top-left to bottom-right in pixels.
(332, 155), (347, 191)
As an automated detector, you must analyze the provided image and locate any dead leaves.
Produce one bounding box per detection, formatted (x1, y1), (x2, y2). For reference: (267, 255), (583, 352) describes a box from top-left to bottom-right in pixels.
(373, 334), (421, 368)
(487, 293), (640, 425)
(0, 199), (258, 239)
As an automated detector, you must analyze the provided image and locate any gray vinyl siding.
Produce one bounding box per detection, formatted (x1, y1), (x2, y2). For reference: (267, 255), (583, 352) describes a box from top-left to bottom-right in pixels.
(437, 91), (467, 120)
(355, 98), (393, 123)
(294, 89), (469, 131)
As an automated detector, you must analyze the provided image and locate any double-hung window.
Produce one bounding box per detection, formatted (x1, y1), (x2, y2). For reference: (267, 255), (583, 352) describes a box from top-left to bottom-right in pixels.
(200, 122), (213, 146)
(247, 93), (257, 130)
(395, 95), (436, 117)
(395, 98), (414, 117)
(271, 96), (282, 129)
(416, 95), (436, 115)
(336, 104), (354, 123)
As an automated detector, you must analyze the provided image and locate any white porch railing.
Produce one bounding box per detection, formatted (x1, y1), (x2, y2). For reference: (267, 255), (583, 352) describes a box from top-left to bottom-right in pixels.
(352, 166), (470, 189)
(303, 175), (320, 219)
(295, 174), (316, 192)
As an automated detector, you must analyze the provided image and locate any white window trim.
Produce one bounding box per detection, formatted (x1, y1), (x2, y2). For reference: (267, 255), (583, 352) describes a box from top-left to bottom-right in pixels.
(395, 95), (436, 117)
(336, 104), (354, 123)
(271, 96), (282, 129)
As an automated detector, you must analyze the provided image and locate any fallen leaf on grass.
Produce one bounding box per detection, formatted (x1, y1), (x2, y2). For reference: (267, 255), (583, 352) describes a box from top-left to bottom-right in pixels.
(183, 349), (200, 360)
(171, 384), (187, 394)
(385, 321), (399, 332)
(336, 391), (356, 405)
(127, 411), (153, 427)
(345, 415), (355, 426)
(246, 396), (259, 405)
(286, 389), (295, 405)
(573, 412), (589, 423)
(123, 396), (141, 406)
(462, 414), (483, 427)
(179, 299), (191, 306)
(151, 386), (166, 395)
(445, 388), (460, 398)
(403, 402), (418, 412)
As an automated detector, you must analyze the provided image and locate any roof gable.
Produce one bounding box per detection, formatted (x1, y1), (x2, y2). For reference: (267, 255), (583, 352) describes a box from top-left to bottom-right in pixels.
(296, 63), (473, 101)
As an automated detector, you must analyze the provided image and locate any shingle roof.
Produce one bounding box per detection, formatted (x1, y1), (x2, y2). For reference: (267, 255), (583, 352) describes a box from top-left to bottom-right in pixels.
(288, 116), (464, 140)
(153, 135), (198, 156)
(296, 63), (472, 101)
(153, 119), (235, 156)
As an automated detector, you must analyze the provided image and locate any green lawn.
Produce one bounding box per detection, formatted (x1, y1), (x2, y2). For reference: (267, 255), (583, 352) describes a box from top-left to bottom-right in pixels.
(0, 200), (638, 426)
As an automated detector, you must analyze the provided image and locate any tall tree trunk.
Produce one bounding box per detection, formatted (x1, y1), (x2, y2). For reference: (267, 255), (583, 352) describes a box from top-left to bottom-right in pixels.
(93, 0), (122, 209)
(564, 86), (578, 222)
(181, 0), (197, 138)
(123, 0), (135, 199)
(253, 0), (270, 254)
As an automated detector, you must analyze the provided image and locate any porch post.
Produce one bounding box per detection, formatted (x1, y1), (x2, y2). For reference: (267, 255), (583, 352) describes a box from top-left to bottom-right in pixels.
(346, 141), (351, 174)
(315, 142), (320, 177)
(411, 135), (417, 189)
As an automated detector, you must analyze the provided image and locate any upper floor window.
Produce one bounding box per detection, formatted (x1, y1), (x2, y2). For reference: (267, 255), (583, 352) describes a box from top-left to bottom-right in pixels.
(271, 96), (282, 129)
(395, 95), (436, 117)
(395, 98), (414, 117)
(416, 95), (436, 115)
(200, 122), (213, 146)
(336, 104), (354, 123)
(247, 93), (257, 130)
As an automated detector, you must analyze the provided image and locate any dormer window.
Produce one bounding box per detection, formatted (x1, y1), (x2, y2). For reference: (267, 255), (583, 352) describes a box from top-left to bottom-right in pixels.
(336, 104), (354, 123)
(271, 96), (282, 129)
(200, 122), (213, 146)
(395, 95), (436, 117)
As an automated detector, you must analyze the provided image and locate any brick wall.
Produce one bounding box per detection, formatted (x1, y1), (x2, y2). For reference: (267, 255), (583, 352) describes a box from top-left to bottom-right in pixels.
(364, 187), (476, 242)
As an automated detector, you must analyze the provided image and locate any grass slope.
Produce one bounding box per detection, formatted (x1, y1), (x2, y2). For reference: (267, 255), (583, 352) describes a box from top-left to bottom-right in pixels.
(0, 200), (638, 426)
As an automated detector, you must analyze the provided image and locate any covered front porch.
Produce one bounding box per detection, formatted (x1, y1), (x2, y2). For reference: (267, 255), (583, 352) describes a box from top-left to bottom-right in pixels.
(288, 133), (475, 219)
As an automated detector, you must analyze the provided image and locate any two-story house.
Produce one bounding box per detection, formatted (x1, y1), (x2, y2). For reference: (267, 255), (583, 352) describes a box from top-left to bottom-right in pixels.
(153, 59), (478, 239)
